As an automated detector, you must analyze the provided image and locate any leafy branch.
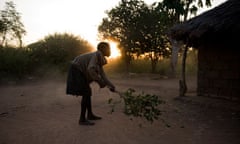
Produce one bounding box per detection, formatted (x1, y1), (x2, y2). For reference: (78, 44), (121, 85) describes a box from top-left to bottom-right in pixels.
(108, 88), (166, 123)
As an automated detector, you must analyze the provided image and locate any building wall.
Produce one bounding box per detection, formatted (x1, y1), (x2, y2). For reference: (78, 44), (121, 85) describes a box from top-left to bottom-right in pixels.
(197, 47), (240, 101)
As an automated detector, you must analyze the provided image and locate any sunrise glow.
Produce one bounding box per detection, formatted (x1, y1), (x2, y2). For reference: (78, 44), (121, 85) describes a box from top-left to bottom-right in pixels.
(109, 42), (121, 58)
(0, 0), (227, 46)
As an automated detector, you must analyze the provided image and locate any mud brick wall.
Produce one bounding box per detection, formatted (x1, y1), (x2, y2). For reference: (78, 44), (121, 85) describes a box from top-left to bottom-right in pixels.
(197, 47), (240, 101)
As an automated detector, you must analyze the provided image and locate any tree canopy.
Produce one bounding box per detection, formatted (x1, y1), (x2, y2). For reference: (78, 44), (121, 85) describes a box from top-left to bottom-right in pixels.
(98, 0), (175, 72)
(98, 0), (213, 73)
(0, 1), (26, 47)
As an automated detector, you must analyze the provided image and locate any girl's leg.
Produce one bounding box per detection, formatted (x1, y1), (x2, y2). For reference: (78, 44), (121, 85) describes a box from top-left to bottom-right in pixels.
(87, 96), (102, 120)
(79, 95), (94, 125)
(79, 95), (87, 122)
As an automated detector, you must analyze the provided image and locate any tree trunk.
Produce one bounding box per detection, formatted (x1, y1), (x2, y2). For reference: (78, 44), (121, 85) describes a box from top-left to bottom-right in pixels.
(170, 39), (182, 78)
(1, 32), (6, 46)
(124, 51), (131, 75)
(151, 59), (157, 73)
(149, 52), (158, 73)
(179, 45), (188, 97)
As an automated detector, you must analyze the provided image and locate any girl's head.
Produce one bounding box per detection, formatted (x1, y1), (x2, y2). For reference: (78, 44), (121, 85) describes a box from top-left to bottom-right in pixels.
(97, 42), (111, 57)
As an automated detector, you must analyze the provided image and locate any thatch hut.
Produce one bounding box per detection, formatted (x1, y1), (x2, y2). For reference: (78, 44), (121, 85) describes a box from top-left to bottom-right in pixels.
(169, 0), (240, 101)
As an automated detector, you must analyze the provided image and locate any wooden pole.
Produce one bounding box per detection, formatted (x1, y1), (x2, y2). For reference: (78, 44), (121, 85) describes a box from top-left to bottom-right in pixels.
(179, 45), (188, 96)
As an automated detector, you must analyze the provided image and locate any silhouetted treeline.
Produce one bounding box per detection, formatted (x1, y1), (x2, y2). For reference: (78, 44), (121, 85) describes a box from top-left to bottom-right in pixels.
(0, 33), (93, 81)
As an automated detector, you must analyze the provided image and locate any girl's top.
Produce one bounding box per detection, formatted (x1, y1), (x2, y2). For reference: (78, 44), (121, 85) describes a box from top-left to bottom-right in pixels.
(72, 50), (114, 88)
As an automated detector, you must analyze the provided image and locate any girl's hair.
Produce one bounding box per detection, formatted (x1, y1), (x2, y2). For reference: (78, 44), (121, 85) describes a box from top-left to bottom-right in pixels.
(97, 42), (110, 51)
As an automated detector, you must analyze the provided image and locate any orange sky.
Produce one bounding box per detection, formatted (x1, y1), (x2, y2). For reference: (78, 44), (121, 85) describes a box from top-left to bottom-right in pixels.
(0, 0), (227, 47)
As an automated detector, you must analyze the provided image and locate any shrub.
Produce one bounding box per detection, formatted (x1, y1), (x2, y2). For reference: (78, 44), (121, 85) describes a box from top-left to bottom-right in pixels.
(0, 46), (33, 80)
(27, 33), (94, 73)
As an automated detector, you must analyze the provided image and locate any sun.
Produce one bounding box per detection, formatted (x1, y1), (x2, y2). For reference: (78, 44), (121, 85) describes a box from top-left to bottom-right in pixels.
(109, 42), (121, 58)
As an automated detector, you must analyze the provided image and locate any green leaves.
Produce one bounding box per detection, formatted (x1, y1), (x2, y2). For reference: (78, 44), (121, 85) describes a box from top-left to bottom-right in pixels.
(109, 88), (165, 123)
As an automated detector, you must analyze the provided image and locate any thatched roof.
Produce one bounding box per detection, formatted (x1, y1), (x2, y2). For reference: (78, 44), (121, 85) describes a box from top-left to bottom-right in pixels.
(169, 0), (240, 48)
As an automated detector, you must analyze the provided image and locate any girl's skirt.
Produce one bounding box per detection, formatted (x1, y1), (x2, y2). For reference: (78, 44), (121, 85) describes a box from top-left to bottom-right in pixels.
(66, 64), (91, 96)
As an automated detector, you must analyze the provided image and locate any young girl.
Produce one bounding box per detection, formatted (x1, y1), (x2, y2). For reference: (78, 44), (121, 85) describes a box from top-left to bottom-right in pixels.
(66, 42), (115, 125)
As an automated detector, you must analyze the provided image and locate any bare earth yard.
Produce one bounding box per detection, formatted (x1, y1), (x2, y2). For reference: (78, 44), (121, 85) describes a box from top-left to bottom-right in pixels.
(0, 74), (240, 144)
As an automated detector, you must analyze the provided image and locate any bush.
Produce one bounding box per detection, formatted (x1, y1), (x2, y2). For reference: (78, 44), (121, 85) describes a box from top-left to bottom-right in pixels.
(0, 33), (95, 81)
(0, 46), (34, 80)
(28, 33), (94, 73)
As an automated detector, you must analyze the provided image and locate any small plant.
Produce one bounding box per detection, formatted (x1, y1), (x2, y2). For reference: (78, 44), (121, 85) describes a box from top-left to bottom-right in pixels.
(108, 88), (165, 123)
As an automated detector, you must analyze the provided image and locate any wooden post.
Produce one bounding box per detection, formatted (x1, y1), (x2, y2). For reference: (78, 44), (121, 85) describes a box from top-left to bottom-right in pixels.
(179, 45), (188, 96)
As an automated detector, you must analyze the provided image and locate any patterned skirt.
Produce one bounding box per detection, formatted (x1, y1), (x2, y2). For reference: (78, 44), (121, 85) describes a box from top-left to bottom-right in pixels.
(66, 64), (91, 96)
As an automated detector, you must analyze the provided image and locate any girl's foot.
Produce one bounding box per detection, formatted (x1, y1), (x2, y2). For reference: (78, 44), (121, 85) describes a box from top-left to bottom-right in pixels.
(79, 120), (95, 125)
(87, 114), (102, 120)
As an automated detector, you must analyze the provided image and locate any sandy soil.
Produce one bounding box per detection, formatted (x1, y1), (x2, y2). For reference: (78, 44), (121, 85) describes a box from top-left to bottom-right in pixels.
(0, 74), (240, 144)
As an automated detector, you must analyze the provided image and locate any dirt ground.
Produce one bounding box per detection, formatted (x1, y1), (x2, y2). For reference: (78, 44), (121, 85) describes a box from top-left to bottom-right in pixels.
(0, 74), (240, 144)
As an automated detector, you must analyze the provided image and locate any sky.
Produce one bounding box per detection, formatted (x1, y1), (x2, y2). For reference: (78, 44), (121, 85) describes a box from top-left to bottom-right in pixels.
(0, 0), (227, 47)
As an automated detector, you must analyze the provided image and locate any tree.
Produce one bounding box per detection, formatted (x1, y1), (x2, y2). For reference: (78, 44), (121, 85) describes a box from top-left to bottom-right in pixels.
(163, 0), (212, 22)
(98, 0), (147, 73)
(163, 0), (213, 76)
(99, 0), (174, 73)
(163, 0), (213, 95)
(0, 1), (26, 47)
(137, 2), (173, 72)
